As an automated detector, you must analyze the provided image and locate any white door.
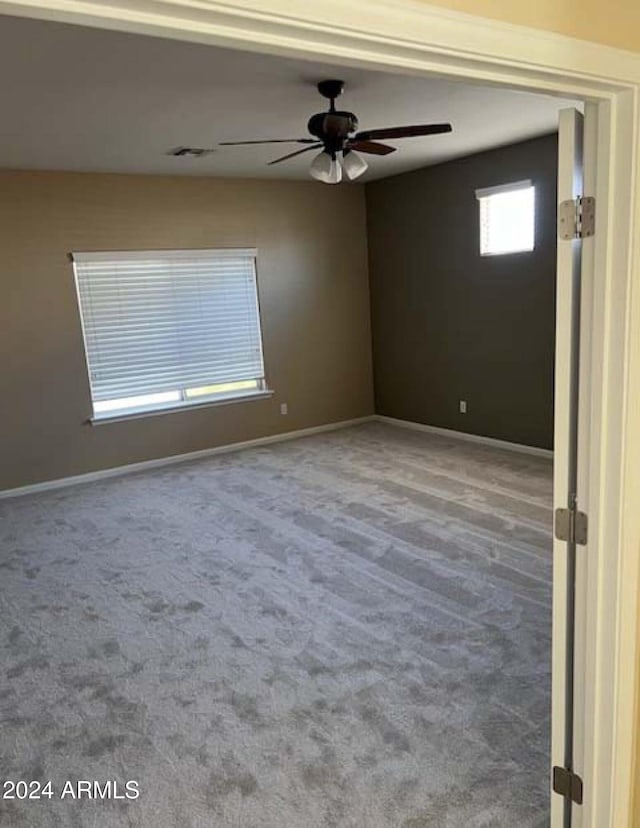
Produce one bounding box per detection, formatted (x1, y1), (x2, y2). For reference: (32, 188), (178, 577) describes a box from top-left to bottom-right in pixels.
(551, 106), (596, 828)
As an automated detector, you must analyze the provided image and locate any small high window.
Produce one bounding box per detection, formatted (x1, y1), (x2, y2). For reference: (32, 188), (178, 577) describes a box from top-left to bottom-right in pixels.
(72, 248), (268, 420)
(476, 179), (535, 256)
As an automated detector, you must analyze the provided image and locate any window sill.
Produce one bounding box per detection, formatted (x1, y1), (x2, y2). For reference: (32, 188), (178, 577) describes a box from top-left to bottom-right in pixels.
(479, 247), (535, 257)
(88, 389), (274, 425)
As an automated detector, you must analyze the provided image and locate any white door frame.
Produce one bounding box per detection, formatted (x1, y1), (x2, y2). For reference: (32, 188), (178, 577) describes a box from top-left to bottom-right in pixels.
(554, 105), (586, 828)
(1, 1), (638, 825)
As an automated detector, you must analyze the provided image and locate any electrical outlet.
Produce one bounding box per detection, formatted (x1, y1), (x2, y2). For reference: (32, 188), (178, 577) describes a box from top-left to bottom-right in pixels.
(280, 403), (288, 416)
(459, 400), (467, 414)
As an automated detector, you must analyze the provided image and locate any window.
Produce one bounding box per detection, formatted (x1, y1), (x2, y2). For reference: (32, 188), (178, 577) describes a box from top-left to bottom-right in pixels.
(476, 179), (535, 256)
(72, 248), (268, 420)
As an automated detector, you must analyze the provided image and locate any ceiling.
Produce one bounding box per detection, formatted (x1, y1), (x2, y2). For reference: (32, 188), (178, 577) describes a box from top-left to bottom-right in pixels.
(0, 15), (578, 182)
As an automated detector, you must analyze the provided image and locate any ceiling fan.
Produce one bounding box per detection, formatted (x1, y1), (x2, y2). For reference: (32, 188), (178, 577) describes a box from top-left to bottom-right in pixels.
(219, 79), (453, 184)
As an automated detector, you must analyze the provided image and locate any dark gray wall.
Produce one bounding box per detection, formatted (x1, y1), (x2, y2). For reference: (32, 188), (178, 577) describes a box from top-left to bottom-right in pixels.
(366, 133), (558, 450)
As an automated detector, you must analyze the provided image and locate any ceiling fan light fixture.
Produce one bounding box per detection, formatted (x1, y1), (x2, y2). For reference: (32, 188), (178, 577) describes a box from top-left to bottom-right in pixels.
(310, 150), (342, 184)
(342, 150), (368, 181)
(327, 157), (342, 184)
(218, 81), (452, 178)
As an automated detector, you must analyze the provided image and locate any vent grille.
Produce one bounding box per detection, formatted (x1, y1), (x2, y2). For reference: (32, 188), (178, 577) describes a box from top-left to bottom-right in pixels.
(167, 147), (215, 158)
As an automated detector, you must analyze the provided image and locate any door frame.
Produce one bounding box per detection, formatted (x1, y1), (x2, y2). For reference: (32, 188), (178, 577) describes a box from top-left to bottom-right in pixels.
(554, 105), (587, 828)
(1, 1), (639, 824)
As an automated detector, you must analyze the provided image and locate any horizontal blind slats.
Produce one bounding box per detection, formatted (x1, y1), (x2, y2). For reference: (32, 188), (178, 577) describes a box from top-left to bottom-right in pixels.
(86, 352), (263, 376)
(74, 249), (265, 405)
(81, 321), (261, 337)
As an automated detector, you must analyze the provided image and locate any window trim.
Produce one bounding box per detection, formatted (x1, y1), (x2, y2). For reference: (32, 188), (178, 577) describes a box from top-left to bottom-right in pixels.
(87, 386), (274, 425)
(475, 179), (536, 257)
(71, 247), (259, 264)
(71, 247), (271, 422)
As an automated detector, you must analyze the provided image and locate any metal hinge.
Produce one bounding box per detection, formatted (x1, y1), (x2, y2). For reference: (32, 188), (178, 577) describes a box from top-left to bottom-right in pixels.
(554, 506), (588, 545)
(559, 196), (595, 239)
(552, 766), (584, 805)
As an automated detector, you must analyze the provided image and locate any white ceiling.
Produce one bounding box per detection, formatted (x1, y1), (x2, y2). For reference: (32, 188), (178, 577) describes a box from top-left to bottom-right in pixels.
(0, 15), (578, 182)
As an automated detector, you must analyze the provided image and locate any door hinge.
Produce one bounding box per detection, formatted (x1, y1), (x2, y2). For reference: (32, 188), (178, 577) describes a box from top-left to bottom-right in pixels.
(552, 766), (584, 805)
(554, 506), (588, 545)
(559, 196), (595, 240)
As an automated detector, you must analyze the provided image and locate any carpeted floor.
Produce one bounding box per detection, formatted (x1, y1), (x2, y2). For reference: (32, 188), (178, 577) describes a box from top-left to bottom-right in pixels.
(0, 422), (552, 827)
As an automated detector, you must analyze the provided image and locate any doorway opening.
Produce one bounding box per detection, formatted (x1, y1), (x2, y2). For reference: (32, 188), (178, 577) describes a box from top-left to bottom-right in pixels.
(0, 3), (632, 824)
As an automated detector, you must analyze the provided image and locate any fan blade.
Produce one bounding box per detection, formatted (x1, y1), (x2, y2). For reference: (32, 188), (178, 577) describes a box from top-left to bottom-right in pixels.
(347, 140), (396, 156)
(219, 138), (318, 146)
(267, 144), (323, 165)
(355, 123), (452, 141)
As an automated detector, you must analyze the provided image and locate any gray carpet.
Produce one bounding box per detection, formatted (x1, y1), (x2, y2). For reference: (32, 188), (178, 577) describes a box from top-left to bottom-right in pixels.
(0, 422), (552, 827)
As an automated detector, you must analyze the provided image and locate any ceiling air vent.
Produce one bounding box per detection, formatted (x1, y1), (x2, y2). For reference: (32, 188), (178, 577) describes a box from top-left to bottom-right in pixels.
(167, 147), (215, 157)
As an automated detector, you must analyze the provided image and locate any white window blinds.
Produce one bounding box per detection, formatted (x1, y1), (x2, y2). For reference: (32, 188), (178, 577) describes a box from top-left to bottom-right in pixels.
(72, 248), (265, 414)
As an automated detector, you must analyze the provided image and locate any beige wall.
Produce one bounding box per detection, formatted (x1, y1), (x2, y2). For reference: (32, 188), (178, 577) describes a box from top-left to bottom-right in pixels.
(419, 0), (640, 53)
(0, 170), (373, 490)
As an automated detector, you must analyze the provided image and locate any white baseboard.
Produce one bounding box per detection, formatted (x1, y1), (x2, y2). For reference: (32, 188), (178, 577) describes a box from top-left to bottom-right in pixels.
(0, 416), (376, 499)
(0, 413), (552, 499)
(375, 415), (554, 459)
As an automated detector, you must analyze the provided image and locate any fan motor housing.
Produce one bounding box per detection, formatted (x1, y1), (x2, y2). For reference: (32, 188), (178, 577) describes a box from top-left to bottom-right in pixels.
(307, 111), (358, 144)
